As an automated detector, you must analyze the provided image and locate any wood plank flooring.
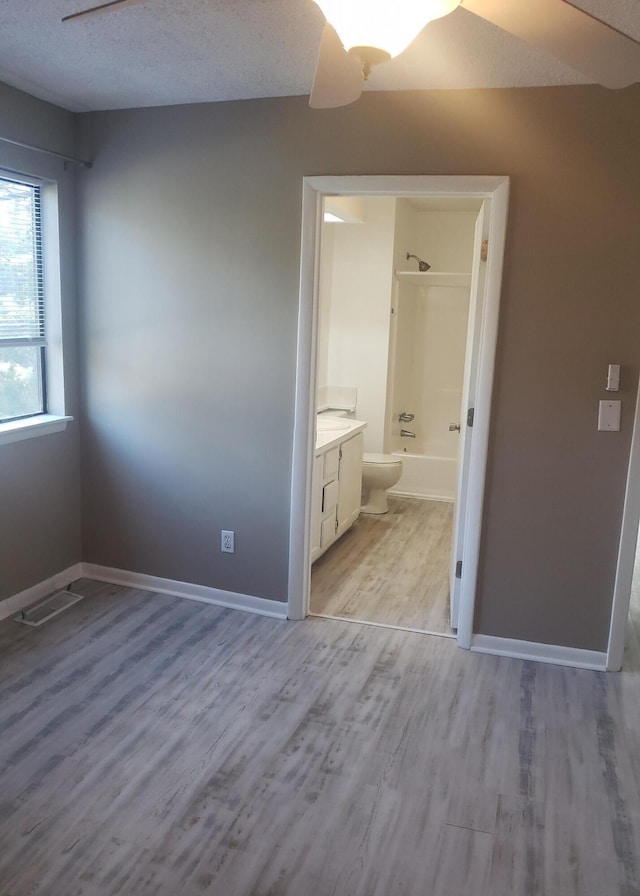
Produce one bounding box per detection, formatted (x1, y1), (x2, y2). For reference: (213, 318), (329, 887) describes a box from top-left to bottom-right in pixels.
(311, 496), (454, 634)
(1, 578), (640, 894)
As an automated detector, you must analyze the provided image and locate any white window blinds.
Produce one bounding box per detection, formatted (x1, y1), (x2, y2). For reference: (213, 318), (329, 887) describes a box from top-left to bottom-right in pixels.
(0, 177), (44, 346)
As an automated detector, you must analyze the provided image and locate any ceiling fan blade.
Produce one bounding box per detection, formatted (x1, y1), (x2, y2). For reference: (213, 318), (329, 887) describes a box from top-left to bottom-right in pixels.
(463, 0), (640, 88)
(62, 0), (147, 24)
(310, 24), (364, 109)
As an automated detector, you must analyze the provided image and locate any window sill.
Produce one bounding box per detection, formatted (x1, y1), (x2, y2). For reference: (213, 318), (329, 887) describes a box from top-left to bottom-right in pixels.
(0, 414), (73, 446)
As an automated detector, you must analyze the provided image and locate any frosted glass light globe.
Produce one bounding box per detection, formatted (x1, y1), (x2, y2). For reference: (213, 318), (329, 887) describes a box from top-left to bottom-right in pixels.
(313, 0), (461, 59)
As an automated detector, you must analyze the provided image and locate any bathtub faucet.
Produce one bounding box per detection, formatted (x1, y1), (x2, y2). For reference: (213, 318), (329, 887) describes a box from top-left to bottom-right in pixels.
(400, 429), (416, 438)
(398, 412), (415, 423)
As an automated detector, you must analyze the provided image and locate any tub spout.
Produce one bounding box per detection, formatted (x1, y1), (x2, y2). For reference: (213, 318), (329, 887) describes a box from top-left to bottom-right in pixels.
(400, 429), (416, 438)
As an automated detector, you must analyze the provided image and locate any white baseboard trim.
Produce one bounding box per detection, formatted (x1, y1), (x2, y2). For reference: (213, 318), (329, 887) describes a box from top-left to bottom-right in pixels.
(81, 564), (288, 620)
(471, 634), (607, 671)
(0, 563), (84, 623)
(1, 567), (610, 669)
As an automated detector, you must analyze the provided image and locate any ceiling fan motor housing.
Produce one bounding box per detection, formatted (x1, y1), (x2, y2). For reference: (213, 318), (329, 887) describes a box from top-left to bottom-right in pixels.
(348, 46), (392, 79)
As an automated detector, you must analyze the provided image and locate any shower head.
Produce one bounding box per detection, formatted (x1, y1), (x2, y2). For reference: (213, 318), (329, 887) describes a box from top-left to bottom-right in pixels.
(406, 252), (431, 272)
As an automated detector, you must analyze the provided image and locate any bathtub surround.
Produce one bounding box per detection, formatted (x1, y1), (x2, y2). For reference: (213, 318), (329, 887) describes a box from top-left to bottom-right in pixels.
(390, 449), (458, 502)
(388, 199), (477, 505)
(388, 276), (471, 501)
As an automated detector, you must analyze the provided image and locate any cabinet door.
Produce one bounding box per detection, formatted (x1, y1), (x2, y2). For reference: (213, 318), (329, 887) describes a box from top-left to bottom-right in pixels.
(323, 446), (340, 480)
(321, 515), (337, 549)
(310, 454), (323, 561)
(322, 479), (340, 516)
(337, 432), (364, 532)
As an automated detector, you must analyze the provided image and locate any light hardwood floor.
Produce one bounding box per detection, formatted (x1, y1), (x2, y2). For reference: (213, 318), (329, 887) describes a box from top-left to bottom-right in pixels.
(1, 578), (640, 895)
(311, 496), (454, 634)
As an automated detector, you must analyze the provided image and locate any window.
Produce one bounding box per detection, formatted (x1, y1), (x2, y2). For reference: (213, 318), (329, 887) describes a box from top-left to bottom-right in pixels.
(0, 169), (70, 444)
(0, 176), (46, 423)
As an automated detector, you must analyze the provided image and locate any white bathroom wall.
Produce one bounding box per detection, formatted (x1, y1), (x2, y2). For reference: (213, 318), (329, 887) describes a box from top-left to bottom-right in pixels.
(393, 197), (417, 272)
(412, 209), (478, 274)
(324, 196), (366, 223)
(319, 197), (396, 452)
(316, 224), (334, 393)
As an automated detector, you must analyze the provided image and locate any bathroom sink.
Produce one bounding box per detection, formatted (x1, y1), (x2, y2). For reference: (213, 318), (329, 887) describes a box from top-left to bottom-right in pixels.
(316, 417), (350, 432)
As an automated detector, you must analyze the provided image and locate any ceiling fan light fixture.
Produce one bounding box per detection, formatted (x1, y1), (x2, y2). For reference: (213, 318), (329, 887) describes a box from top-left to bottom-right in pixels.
(313, 0), (461, 60)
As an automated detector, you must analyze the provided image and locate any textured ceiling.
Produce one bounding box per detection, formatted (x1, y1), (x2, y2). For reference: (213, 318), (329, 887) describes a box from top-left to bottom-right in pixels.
(0, 0), (637, 112)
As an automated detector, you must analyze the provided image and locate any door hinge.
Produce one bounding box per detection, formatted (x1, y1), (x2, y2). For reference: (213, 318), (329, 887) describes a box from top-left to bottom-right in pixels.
(467, 407), (475, 428)
(339, 447), (343, 460)
(335, 517), (339, 533)
(481, 239), (488, 262)
(456, 560), (463, 579)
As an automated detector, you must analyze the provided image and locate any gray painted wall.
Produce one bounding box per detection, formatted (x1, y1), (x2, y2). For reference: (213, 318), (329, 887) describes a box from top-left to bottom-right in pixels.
(78, 102), (301, 600)
(0, 83), (82, 600)
(77, 86), (640, 651)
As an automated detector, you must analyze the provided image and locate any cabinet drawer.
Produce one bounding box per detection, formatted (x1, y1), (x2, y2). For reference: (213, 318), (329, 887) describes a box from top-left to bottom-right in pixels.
(320, 515), (336, 548)
(323, 447), (340, 480)
(322, 479), (339, 515)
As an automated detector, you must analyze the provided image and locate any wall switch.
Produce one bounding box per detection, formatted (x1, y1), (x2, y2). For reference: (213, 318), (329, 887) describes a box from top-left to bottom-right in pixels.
(221, 530), (235, 553)
(598, 400), (621, 432)
(606, 364), (621, 392)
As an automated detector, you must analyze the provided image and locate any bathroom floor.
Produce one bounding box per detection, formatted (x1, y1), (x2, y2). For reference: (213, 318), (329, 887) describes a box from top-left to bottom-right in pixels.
(310, 495), (454, 635)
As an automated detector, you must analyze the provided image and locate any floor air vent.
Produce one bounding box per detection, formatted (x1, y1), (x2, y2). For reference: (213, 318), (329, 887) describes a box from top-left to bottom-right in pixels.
(15, 590), (84, 627)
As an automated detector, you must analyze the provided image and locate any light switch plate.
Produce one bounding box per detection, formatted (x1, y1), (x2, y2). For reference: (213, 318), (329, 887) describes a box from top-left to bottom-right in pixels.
(598, 400), (621, 431)
(606, 364), (621, 392)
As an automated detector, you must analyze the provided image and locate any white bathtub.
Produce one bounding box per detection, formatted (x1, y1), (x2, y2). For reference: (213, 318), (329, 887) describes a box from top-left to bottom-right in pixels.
(388, 443), (458, 502)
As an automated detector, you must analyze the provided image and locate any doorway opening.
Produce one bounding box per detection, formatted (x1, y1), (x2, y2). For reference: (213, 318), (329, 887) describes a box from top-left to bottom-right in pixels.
(310, 194), (480, 636)
(288, 175), (509, 652)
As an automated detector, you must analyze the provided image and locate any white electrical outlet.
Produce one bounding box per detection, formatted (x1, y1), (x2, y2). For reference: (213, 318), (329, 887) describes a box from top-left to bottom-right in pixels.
(598, 400), (621, 432)
(221, 530), (235, 553)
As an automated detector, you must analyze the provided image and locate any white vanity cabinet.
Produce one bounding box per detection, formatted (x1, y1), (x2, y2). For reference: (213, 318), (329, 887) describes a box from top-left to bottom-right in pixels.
(311, 424), (365, 563)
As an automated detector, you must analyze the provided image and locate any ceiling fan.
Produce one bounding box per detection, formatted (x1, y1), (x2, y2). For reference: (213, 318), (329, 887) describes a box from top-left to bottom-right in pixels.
(62, 0), (640, 108)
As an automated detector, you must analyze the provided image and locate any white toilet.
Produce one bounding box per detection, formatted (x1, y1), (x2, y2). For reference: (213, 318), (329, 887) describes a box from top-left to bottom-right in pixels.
(361, 453), (403, 514)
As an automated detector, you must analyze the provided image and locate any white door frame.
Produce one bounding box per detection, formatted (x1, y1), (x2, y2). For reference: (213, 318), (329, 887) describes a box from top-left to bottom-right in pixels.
(287, 174), (509, 651)
(450, 202), (487, 629)
(606, 377), (640, 671)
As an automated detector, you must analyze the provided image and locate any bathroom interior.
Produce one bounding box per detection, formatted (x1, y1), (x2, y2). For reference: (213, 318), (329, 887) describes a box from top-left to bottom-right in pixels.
(310, 193), (482, 636)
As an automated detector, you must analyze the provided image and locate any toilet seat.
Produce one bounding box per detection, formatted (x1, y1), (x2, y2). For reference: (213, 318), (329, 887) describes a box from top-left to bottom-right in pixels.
(363, 452), (402, 466)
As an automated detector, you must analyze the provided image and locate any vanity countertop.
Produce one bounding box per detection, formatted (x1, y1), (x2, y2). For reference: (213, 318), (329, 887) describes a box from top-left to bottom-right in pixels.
(315, 417), (366, 455)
